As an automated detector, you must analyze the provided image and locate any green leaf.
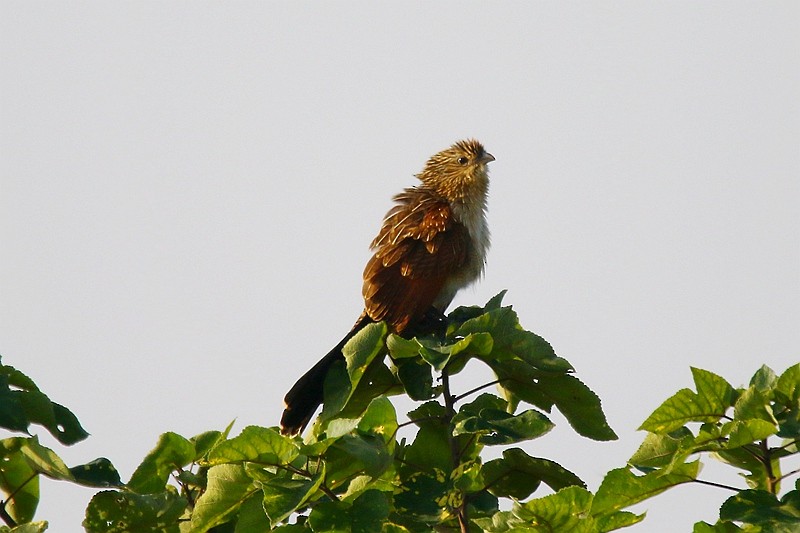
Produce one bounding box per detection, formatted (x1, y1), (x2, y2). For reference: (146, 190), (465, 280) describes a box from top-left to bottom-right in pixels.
(260, 465), (325, 527)
(69, 458), (123, 488)
(0, 359), (88, 444)
(417, 339), (451, 371)
(726, 419), (778, 449)
(534, 374), (617, 441)
(714, 445), (780, 491)
(190, 430), (225, 461)
(386, 335), (421, 360)
(472, 510), (539, 532)
(720, 489), (800, 529)
(692, 521), (744, 532)
(454, 408), (554, 445)
(308, 489), (391, 533)
(19, 437), (73, 480)
(0, 438), (39, 524)
(357, 396), (399, 444)
(326, 356), (402, 424)
(190, 464), (255, 532)
(322, 324), (401, 425)
(482, 448), (585, 500)
(750, 365), (778, 393)
(127, 432), (195, 494)
(628, 428), (695, 469)
(83, 489), (186, 533)
(447, 291), (506, 324)
(455, 306), (572, 373)
(595, 511), (646, 532)
(514, 486), (595, 532)
(0, 386), (28, 433)
(734, 387), (777, 425)
(234, 492), (271, 532)
(394, 470), (448, 523)
(776, 364), (800, 404)
(344, 322), (389, 383)
(404, 402), (452, 472)
(395, 358), (435, 401)
(206, 426), (298, 466)
(328, 433), (392, 479)
(640, 368), (735, 434)
(592, 462), (700, 515)
(1, 522), (50, 533)
(48, 402), (90, 445)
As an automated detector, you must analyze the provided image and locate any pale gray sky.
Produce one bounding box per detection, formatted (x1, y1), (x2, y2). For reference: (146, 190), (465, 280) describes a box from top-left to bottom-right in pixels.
(2, 2), (798, 531)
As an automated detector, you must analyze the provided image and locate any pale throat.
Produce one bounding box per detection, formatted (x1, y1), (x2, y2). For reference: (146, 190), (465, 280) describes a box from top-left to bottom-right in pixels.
(434, 174), (491, 311)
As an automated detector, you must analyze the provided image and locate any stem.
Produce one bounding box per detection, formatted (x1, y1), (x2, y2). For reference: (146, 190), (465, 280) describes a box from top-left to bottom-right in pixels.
(442, 366), (469, 533)
(761, 439), (777, 494)
(0, 501), (17, 528)
(453, 378), (504, 403)
(0, 472), (38, 527)
(691, 478), (742, 492)
(776, 468), (800, 485)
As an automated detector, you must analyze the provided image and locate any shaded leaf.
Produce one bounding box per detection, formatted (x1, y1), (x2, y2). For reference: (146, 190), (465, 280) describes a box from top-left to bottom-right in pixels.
(308, 489), (390, 533)
(482, 448), (584, 500)
(0, 438), (39, 524)
(83, 490), (186, 533)
(720, 489), (800, 530)
(69, 458), (123, 488)
(395, 358), (435, 401)
(454, 408), (554, 445)
(533, 374), (617, 441)
(260, 465), (325, 527)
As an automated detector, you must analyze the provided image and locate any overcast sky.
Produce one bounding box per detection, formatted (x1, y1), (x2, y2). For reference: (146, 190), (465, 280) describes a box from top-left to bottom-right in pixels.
(2, 2), (798, 531)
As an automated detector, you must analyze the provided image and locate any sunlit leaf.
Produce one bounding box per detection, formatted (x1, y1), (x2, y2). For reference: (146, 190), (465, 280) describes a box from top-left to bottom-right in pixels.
(592, 462), (699, 515)
(640, 368), (735, 434)
(514, 486), (595, 532)
(190, 464), (254, 532)
(206, 426), (298, 466)
(127, 432), (195, 494)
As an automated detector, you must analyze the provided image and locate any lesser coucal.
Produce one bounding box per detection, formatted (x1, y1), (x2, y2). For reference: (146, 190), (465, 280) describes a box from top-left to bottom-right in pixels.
(280, 139), (494, 435)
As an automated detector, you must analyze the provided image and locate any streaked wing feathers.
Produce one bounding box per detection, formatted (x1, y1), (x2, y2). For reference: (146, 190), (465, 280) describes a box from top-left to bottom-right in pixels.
(363, 190), (469, 333)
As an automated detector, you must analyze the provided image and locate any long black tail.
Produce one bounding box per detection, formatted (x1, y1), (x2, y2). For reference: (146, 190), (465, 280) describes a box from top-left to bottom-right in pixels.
(280, 314), (372, 435)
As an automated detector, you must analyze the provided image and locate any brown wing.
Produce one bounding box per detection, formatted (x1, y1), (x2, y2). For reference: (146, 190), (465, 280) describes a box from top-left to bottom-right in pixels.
(363, 189), (470, 334)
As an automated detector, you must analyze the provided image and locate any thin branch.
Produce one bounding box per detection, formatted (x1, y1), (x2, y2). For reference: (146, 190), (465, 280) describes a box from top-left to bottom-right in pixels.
(760, 439), (777, 494)
(775, 467), (800, 485)
(0, 472), (38, 527)
(691, 478), (742, 493)
(0, 500), (17, 528)
(442, 366), (469, 533)
(453, 378), (504, 403)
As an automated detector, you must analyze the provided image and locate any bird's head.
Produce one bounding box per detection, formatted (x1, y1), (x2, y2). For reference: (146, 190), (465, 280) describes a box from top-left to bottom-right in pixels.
(417, 139), (494, 203)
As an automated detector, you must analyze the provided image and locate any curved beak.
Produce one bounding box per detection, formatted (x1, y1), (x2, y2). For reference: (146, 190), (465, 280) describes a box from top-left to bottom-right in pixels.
(479, 152), (495, 164)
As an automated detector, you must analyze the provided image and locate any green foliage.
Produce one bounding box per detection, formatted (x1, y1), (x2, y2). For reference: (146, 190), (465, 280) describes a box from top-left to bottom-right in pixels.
(0, 355), (121, 528)
(76, 292), (621, 532)
(629, 364), (800, 531)
(2, 297), (797, 532)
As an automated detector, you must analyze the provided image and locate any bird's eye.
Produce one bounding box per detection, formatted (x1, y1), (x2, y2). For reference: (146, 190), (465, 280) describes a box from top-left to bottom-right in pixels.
(457, 156), (469, 165)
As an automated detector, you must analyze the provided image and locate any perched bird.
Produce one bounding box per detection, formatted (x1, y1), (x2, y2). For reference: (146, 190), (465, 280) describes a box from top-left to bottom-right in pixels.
(280, 139), (494, 435)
